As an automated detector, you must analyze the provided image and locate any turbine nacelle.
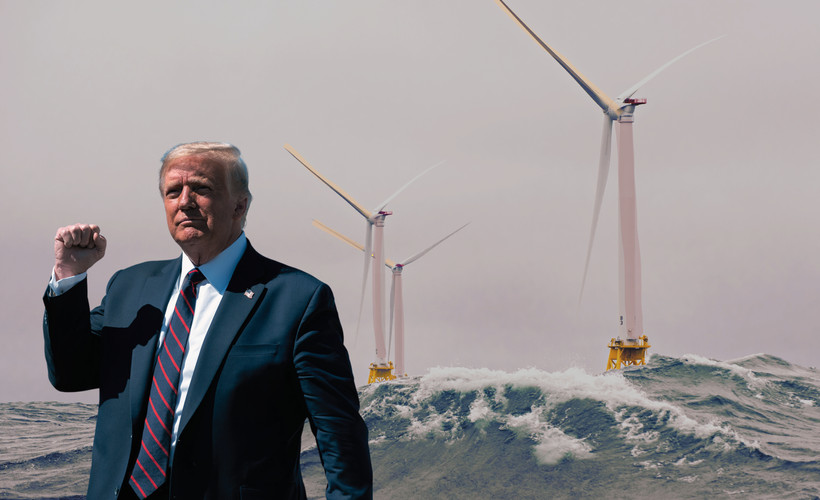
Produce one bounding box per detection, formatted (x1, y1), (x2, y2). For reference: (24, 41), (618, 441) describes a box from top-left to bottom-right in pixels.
(622, 98), (647, 106)
(605, 98), (647, 120)
(614, 98), (646, 122)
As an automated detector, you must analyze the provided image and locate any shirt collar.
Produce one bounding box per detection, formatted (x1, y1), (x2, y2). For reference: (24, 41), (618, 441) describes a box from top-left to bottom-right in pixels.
(179, 232), (247, 293)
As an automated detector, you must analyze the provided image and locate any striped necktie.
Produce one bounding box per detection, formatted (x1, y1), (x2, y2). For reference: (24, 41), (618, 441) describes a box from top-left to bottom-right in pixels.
(130, 268), (205, 499)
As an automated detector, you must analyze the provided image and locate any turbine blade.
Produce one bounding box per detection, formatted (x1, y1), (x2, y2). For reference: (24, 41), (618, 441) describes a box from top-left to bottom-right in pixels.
(617, 35), (726, 101)
(579, 117), (613, 303)
(284, 144), (374, 220)
(312, 220), (396, 269)
(354, 222), (373, 344)
(494, 0), (618, 116)
(312, 219), (365, 252)
(400, 222), (470, 267)
(374, 160), (445, 213)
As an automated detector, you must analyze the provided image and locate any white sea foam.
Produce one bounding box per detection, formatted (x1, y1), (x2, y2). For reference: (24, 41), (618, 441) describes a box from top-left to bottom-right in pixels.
(392, 404), (414, 419)
(674, 457), (704, 467)
(637, 460), (662, 470)
(532, 428), (593, 465)
(410, 366), (751, 453)
(407, 408), (454, 440)
(467, 396), (492, 423)
(618, 411), (659, 442)
(726, 353), (767, 364)
(360, 364), (763, 470)
(419, 365), (646, 410)
(680, 353), (764, 388)
(367, 435), (387, 446)
(504, 410), (592, 465)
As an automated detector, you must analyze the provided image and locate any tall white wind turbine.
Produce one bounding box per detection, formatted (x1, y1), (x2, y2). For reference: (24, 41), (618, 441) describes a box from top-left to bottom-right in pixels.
(312, 219), (469, 378)
(495, 1), (722, 351)
(285, 144), (441, 373)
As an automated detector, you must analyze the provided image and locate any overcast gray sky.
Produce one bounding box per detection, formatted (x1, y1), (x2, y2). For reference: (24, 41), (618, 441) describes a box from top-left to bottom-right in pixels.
(2, 1), (818, 402)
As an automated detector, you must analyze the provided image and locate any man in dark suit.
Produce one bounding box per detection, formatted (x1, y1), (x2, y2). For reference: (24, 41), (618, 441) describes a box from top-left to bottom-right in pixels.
(43, 142), (372, 499)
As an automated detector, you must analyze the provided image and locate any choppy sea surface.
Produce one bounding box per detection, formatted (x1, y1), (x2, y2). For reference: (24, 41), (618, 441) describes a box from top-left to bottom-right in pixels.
(3, 353), (820, 499)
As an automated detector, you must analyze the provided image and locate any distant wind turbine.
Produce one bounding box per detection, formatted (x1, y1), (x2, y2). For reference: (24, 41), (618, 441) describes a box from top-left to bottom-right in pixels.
(495, 0), (723, 368)
(313, 219), (469, 378)
(285, 144), (442, 379)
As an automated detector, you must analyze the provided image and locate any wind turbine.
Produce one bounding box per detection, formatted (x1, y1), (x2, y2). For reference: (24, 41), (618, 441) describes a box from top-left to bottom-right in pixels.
(312, 219), (469, 379)
(284, 144), (442, 380)
(494, 0), (722, 369)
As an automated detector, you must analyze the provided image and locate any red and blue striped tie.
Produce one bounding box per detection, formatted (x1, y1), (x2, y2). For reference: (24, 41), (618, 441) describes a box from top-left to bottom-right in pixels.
(130, 268), (205, 499)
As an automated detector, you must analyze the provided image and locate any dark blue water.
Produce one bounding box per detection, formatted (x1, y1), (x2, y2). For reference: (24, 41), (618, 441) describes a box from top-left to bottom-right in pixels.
(4, 354), (820, 499)
(0, 402), (94, 499)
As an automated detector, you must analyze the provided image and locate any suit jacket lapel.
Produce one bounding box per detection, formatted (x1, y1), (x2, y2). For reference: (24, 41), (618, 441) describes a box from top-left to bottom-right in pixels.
(129, 259), (180, 430)
(178, 243), (278, 434)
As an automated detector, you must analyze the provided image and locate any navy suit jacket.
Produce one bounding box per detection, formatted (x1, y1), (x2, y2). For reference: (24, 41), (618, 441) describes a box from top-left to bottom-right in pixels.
(43, 242), (372, 499)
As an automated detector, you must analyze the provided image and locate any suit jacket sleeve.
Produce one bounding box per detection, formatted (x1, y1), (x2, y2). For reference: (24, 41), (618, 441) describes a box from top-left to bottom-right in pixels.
(42, 275), (109, 392)
(294, 282), (373, 499)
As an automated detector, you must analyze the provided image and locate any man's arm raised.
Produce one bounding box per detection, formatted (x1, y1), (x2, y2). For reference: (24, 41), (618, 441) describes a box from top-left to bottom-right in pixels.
(44, 223), (107, 391)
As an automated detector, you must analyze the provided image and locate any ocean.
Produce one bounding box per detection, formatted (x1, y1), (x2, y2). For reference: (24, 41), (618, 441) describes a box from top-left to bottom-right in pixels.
(2, 353), (819, 499)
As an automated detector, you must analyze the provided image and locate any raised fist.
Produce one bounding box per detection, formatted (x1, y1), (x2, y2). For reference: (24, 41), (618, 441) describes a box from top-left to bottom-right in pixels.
(54, 223), (107, 280)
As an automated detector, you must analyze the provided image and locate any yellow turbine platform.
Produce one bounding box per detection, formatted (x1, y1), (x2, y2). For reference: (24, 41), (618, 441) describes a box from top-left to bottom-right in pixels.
(606, 335), (651, 371)
(368, 362), (396, 384)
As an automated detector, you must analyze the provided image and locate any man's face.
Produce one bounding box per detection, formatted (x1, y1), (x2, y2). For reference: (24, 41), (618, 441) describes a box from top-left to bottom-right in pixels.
(162, 155), (247, 264)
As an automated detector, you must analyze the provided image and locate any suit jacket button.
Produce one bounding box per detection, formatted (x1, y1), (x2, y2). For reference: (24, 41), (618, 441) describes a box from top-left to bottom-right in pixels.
(114, 487), (119, 496)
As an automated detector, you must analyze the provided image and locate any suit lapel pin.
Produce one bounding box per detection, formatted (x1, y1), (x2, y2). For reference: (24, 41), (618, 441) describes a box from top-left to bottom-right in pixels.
(244, 289), (254, 299)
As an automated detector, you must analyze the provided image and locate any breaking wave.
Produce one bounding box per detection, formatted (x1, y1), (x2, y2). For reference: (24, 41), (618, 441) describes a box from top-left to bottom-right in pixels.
(4, 354), (820, 499)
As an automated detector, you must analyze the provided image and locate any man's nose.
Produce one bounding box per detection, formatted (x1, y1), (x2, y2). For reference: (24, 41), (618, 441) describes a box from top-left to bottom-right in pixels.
(179, 187), (196, 208)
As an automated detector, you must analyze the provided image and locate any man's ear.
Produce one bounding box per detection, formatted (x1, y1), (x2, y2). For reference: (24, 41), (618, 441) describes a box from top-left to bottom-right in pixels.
(234, 196), (249, 218)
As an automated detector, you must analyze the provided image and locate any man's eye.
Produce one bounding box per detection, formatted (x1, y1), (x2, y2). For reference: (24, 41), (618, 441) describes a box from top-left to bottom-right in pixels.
(165, 189), (180, 198)
(196, 187), (211, 195)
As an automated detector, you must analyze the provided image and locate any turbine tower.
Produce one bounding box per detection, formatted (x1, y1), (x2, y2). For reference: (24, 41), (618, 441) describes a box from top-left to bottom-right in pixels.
(495, 0), (722, 370)
(285, 144), (441, 381)
(313, 219), (469, 379)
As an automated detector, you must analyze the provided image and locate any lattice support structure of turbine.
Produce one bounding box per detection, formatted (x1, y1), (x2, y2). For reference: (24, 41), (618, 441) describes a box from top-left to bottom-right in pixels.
(495, 0), (722, 370)
(606, 335), (651, 370)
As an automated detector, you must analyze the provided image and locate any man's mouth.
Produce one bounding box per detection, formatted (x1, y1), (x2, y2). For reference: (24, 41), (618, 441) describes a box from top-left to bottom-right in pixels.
(178, 217), (203, 227)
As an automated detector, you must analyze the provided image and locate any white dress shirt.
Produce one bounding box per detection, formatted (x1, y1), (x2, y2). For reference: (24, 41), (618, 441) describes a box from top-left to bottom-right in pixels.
(49, 233), (248, 455)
